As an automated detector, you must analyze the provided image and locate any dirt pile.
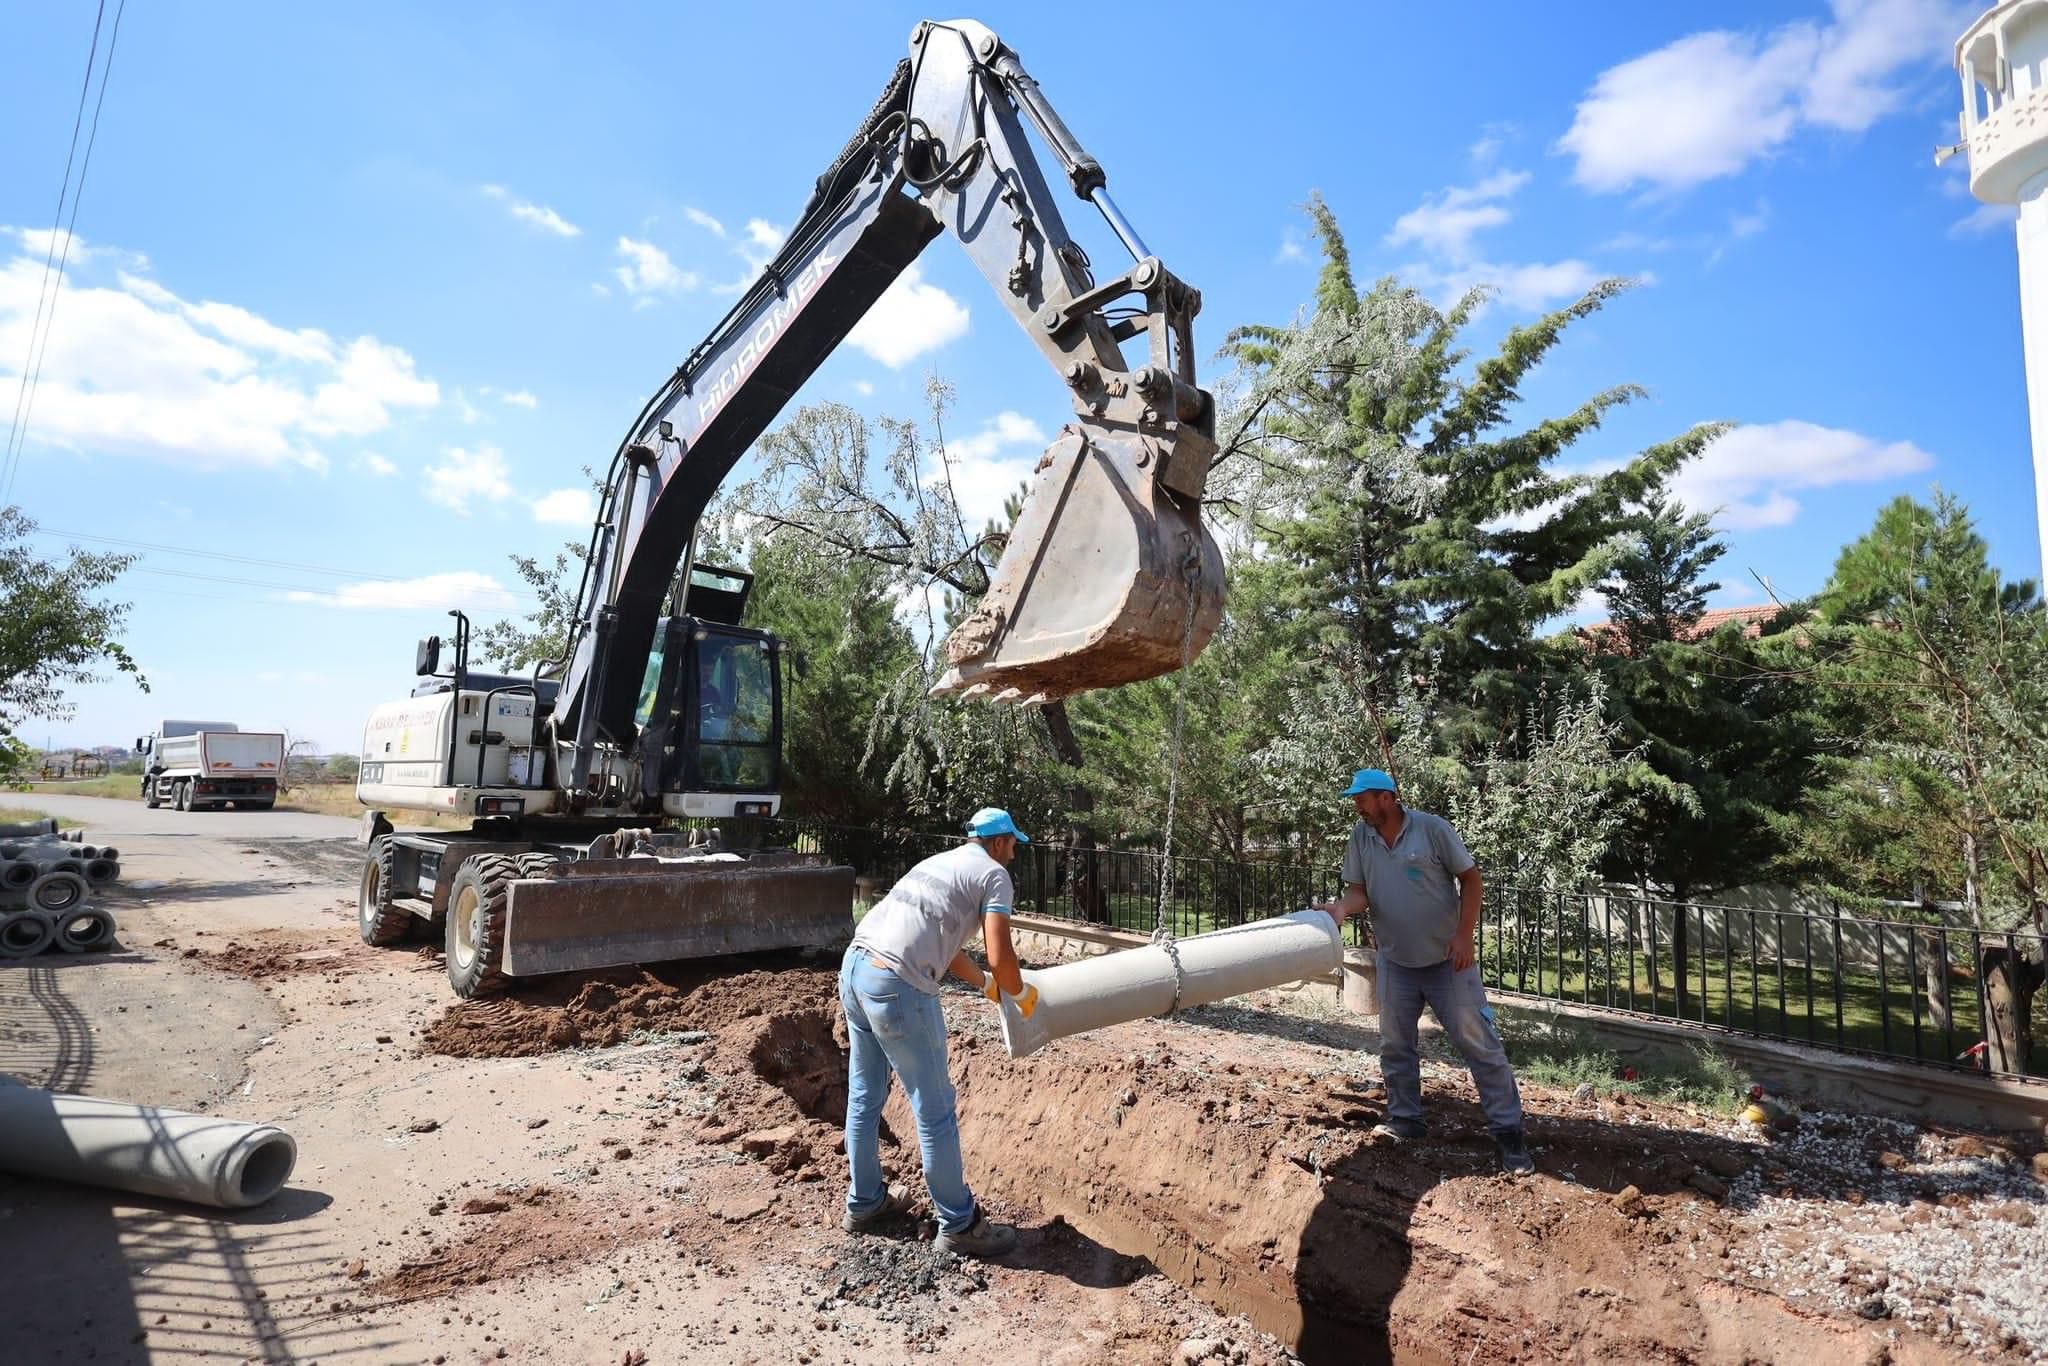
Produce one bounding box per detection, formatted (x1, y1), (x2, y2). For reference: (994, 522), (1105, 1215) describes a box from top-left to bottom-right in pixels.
(368, 1185), (658, 1303)
(421, 956), (836, 1057)
(193, 937), (372, 980)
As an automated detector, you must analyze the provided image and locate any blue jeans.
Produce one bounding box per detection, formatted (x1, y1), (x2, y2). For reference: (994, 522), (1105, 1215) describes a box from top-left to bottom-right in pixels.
(1377, 952), (1524, 1133)
(840, 947), (977, 1234)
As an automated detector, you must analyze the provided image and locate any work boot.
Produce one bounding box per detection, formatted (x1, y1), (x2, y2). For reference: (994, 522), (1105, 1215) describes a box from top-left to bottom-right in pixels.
(1371, 1117), (1428, 1142)
(841, 1184), (912, 1234)
(1493, 1128), (1536, 1176)
(934, 1211), (1017, 1260)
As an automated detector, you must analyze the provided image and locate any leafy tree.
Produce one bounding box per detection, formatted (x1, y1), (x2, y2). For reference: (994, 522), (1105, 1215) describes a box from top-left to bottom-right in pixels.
(0, 507), (146, 781)
(1588, 494), (1817, 1012)
(1797, 493), (2046, 1070)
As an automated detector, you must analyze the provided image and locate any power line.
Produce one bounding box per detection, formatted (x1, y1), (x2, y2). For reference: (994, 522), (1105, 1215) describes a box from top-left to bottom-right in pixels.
(3, 0), (129, 507)
(32, 525), (412, 581)
(2, 1), (104, 489)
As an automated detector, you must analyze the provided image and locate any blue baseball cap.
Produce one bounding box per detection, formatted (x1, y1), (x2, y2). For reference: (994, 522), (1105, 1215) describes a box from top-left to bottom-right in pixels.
(966, 807), (1031, 843)
(1341, 768), (1398, 796)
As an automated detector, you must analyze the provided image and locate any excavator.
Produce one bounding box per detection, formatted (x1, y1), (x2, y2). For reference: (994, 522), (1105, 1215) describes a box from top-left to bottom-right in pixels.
(353, 18), (1225, 998)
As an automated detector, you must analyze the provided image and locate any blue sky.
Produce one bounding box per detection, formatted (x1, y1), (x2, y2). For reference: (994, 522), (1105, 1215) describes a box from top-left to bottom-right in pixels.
(2, 0), (2039, 753)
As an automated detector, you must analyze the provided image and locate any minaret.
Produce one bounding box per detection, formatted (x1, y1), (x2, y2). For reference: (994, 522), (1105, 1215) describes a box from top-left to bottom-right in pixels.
(1957, 2), (2048, 586)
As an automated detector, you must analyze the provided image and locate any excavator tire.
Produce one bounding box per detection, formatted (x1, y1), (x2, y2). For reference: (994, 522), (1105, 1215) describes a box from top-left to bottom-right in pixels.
(358, 837), (410, 947)
(445, 853), (520, 998)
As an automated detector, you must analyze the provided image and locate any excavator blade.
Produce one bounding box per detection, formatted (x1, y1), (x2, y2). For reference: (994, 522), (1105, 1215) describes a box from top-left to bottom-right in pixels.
(500, 852), (853, 977)
(932, 426), (1224, 703)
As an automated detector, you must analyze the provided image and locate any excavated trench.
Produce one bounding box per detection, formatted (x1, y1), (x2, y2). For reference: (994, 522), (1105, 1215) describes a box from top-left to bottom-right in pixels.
(424, 962), (1910, 1364)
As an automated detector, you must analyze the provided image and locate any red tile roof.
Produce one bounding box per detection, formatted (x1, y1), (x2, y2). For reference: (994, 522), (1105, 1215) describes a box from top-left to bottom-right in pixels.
(1575, 603), (1782, 653)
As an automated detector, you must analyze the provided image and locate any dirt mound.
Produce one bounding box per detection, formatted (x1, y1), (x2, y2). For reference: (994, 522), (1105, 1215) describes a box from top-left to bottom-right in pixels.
(368, 1185), (654, 1302)
(420, 956), (836, 1058)
(195, 938), (368, 980)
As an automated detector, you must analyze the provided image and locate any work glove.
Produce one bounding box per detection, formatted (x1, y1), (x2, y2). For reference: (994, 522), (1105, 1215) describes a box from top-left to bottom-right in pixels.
(982, 977), (1040, 1020)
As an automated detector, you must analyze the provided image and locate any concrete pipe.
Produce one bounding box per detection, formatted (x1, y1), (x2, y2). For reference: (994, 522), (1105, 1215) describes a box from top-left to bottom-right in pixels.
(0, 819), (59, 838)
(83, 858), (119, 885)
(51, 906), (116, 952)
(0, 910), (55, 958)
(996, 908), (1343, 1059)
(1, 860), (37, 891)
(0, 1081), (298, 1208)
(93, 844), (119, 861)
(29, 869), (90, 915)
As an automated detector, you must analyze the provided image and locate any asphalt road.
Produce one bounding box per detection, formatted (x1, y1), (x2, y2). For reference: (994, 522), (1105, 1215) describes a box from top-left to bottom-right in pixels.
(9, 790), (359, 841)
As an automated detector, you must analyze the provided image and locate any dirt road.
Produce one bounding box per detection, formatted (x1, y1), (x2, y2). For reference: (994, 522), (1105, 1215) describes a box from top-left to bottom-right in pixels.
(0, 797), (2040, 1364)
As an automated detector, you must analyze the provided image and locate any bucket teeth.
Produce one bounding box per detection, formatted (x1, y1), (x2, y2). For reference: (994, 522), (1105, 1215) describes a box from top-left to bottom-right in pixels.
(992, 687), (1025, 704)
(1021, 691), (1049, 707)
(961, 682), (992, 699)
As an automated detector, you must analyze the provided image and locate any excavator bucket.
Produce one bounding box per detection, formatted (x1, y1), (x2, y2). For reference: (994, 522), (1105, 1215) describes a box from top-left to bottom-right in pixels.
(932, 426), (1224, 704)
(499, 852), (854, 978)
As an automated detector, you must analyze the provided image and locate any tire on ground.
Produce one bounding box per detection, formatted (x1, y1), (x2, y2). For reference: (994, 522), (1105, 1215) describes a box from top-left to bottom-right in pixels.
(445, 853), (521, 998)
(358, 836), (411, 947)
(52, 906), (116, 953)
(0, 910), (54, 958)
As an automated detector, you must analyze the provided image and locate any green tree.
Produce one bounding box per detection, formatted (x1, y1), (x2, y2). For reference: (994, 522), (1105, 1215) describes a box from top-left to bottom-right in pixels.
(0, 507), (146, 781)
(1798, 493), (2045, 1070)
(1589, 495), (1817, 1012)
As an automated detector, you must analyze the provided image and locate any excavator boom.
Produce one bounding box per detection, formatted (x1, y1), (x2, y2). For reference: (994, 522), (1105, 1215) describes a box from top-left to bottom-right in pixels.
(554, 18), (1223, 761)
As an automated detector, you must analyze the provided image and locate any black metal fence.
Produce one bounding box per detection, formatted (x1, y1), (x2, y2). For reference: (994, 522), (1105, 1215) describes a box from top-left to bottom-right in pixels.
(691, 814), (2045, 1080)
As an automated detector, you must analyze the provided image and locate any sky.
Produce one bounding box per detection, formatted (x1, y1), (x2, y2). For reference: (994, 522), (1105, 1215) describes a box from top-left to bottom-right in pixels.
(1, 0), (2040, 755)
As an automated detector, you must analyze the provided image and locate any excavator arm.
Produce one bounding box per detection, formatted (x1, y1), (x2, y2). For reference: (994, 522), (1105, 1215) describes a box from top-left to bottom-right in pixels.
(553, 18), (1224, 777)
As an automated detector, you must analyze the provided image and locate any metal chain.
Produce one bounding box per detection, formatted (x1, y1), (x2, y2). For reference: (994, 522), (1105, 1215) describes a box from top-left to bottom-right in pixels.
(1151, 534), (1206, 1015)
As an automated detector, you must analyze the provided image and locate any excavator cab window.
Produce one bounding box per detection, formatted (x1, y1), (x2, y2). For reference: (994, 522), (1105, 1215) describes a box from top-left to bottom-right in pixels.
(683, 627), (778, 790)
(634, 621), (671, 731)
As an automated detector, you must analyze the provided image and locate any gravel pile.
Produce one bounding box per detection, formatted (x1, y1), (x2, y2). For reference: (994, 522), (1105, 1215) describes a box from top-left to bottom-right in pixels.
(1720, 1108), (2048, 1359)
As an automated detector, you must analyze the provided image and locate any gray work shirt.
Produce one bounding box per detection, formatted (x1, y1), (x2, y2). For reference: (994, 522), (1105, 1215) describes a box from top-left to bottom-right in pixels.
(1340, 807), (1476, 968)
(851, 842), (1014, 995)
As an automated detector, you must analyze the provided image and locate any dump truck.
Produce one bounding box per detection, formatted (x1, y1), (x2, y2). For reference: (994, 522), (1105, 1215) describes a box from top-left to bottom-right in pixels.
(353, 17), (1225, 998)
(136, 722), (285, 812)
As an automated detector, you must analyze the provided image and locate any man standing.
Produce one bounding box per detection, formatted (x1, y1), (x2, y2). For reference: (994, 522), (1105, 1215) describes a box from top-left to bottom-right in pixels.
(1315, 769), (1535, 1175)
(838, 807), (1040, 1257)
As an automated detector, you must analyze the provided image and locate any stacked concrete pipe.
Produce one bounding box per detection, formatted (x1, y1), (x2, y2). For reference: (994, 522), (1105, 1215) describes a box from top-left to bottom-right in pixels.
(0, 1078), (299, 1208)
(0, 828), (120, 957)
(995, 908), (1344, 1059)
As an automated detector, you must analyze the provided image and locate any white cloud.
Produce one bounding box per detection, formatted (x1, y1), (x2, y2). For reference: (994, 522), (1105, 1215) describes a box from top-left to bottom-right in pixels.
(1950, 202), (2017, 238)
(481, 184), (581, 238)
(530, 487), (594, 525)
(422, 443), (514, 515)
(359, 452), (398, 477)
(1386, 170), (1530, 259)
(1274, 233), (1307, 264)
(1675, 419), (1935, 529)
(1559, 0), (1962, 194)
(845, 264), (969, 368)
(499, 387), (538, 409)
(685, 207), (727, 238)
(745, 219), (784, 253)
(614, 236), (698, 298)
(0, 231), (438, 469)
(852, 379), (875, 397)
(284, 570), (517, 612)
(932, 410), (1046, 528)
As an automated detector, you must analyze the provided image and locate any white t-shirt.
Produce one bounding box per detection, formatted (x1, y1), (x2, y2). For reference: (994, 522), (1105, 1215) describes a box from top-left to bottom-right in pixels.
(852, 842), (1014, 995)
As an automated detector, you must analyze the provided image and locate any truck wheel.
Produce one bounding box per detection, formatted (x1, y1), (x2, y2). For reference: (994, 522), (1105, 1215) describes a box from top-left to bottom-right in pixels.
(174, 782), (191, 812)
(143, 781), (161, 809)
(358, 837), (411, 947)
(445, 853), (519, 998)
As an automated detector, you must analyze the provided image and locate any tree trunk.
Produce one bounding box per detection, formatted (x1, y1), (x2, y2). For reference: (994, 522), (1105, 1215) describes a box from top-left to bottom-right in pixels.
(1040, 702), (1106, 924)
(1917, 927), (1953, 1037)
(1981, 939), (2045, 1075)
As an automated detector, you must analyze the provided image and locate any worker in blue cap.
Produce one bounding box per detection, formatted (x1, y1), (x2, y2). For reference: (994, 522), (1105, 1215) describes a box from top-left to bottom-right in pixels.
(837, 807), (1037, 1257)
(1314, 768), (1534, 1175)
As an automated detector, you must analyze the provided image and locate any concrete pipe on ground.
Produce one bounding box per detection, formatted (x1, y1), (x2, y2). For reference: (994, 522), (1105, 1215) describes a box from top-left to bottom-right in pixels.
(51, 906), (116, 953)
(0, 819), (59, 838)
(0, 910), (55, 958)
(0, 1080), (299, 1208)
(29, 869), (90, 914)
(996, 908), (1343, 1059)
(1, 860), (37, 891)
(83, 859), (118, 885)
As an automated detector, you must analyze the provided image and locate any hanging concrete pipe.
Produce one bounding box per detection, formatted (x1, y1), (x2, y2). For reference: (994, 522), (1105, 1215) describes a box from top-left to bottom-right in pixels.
(996, 908), (1343, 1059)
(0, 1080), (298, 1208)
